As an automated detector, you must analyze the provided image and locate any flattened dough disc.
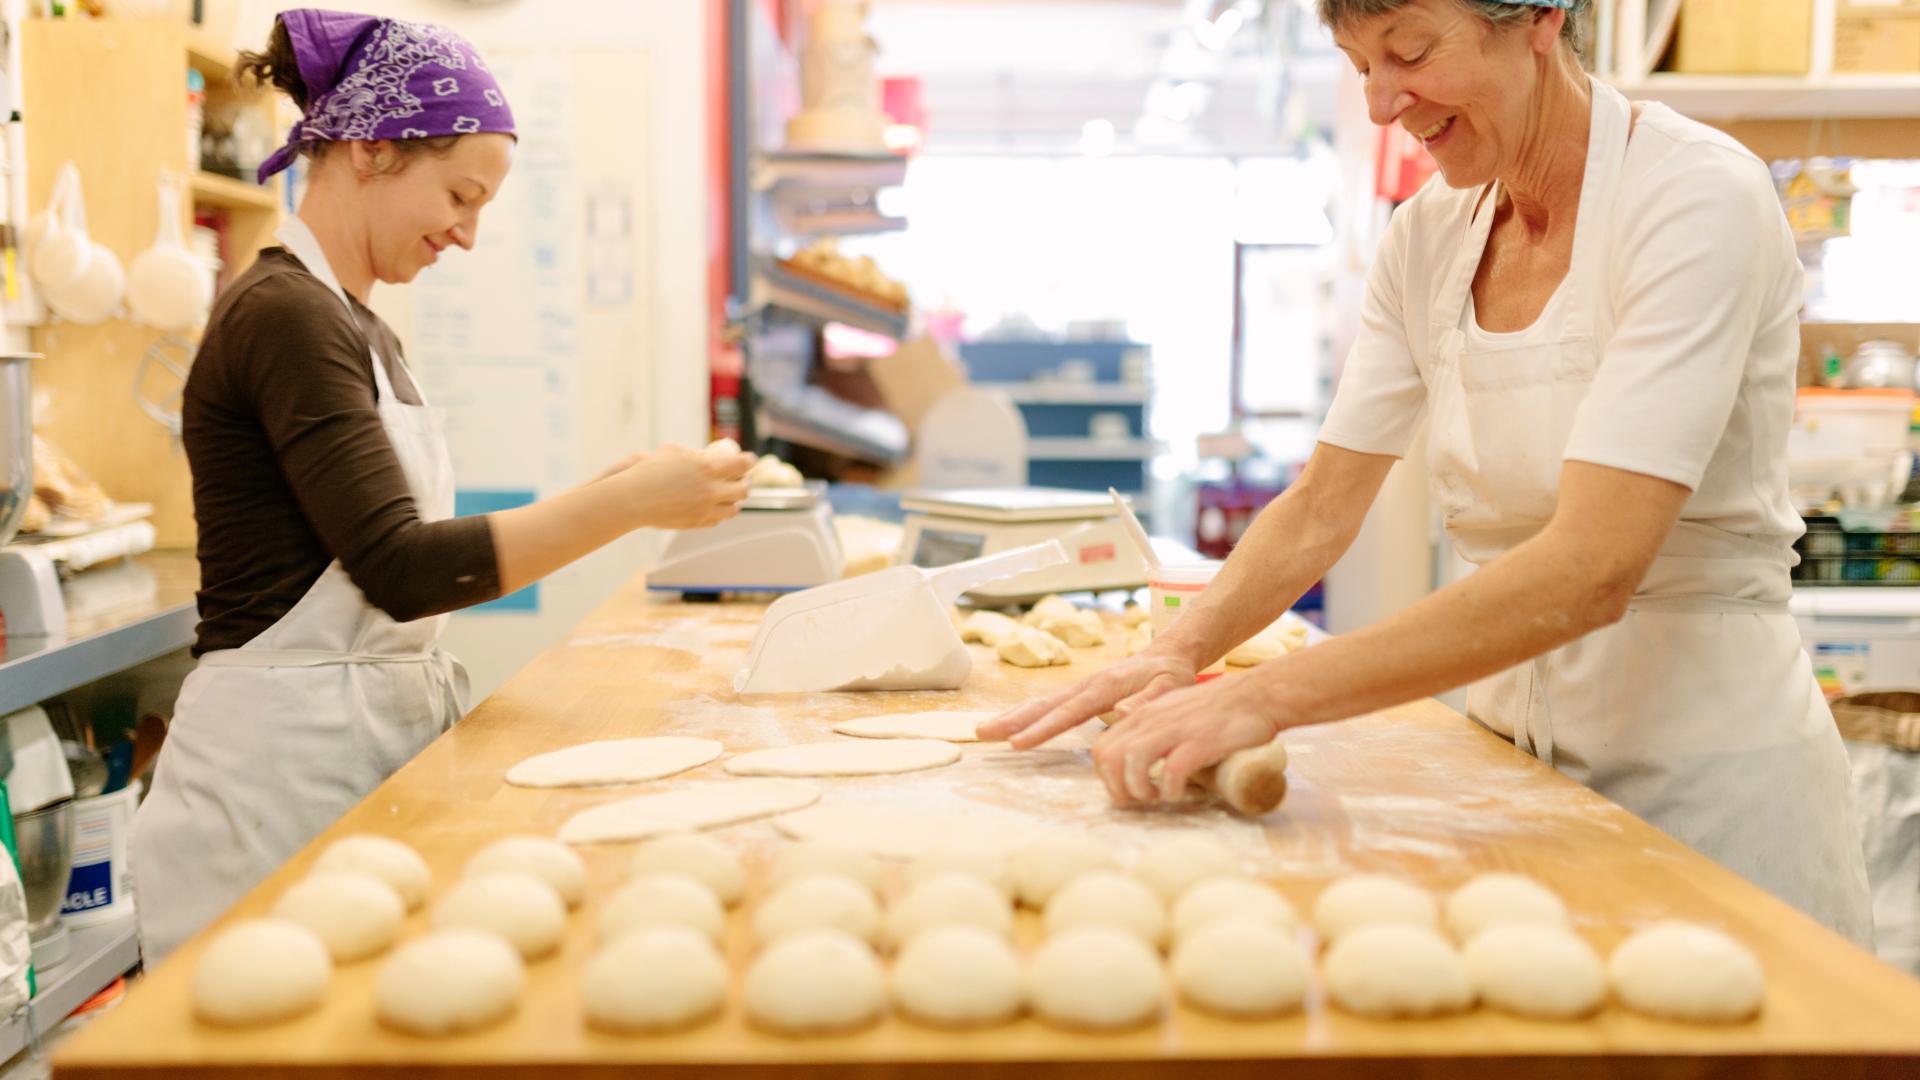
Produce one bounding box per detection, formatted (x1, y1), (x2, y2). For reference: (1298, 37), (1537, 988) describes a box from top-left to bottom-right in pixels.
(559, 779), (821, 844)
(723, 740), (961, 777)
(829, 711), (998, 743)
(506, 737), (723, 788)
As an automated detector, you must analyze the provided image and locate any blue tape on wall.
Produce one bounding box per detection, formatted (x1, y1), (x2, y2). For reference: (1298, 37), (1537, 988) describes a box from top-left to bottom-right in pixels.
(455, 489), (539, 613)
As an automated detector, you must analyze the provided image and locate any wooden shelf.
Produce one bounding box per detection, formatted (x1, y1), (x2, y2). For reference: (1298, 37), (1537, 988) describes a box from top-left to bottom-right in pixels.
(1610, 73), (1920, 120)
(189, 171), (277, 213)
(185, 42), (235, 84)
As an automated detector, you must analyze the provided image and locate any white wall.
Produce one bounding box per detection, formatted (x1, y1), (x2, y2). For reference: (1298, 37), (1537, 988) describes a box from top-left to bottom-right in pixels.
(232, 1), (713, 702)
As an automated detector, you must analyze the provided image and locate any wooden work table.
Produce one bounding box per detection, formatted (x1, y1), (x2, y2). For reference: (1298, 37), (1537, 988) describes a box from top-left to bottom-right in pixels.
(54, 575), (1920, 1078)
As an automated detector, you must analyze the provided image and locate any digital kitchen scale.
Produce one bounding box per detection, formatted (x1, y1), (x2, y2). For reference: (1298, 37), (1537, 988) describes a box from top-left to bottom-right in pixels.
(898, 487), (1157, 604)
(646, 484), (846, 596)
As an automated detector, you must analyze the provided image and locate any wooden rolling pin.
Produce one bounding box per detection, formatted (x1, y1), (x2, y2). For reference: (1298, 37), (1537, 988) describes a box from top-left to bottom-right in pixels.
(1191, 738), (1290, 816)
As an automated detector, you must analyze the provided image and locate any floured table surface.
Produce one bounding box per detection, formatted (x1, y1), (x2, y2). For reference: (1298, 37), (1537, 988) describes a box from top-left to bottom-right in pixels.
(57, 578), (1920, 1078)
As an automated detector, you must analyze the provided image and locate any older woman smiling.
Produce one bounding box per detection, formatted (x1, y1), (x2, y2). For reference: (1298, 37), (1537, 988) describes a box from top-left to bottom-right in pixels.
(984, 0), (1874, 944)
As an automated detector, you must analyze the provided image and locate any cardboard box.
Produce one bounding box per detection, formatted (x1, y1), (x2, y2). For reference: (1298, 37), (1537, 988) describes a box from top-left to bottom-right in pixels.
(1674, 0), (1814, 74)
(1834, 8), (1920, 73)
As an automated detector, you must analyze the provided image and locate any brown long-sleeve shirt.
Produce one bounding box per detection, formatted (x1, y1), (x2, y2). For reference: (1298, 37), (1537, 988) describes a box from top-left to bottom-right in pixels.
(183, 248), (500, 656)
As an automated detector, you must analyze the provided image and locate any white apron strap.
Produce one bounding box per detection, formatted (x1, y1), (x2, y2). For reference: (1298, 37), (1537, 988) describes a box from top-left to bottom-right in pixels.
(199, 648), (443, 669)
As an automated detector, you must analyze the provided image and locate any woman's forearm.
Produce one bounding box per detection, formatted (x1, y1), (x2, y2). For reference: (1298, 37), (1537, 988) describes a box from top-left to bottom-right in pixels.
(489, 478), (639, 596)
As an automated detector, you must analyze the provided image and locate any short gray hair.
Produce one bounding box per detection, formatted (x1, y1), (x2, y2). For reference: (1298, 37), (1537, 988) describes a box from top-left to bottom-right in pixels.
(1318, 0), (1595, 65)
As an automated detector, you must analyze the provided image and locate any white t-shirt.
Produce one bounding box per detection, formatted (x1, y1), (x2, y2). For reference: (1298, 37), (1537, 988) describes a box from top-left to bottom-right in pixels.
(1317, 102), (1805, 550)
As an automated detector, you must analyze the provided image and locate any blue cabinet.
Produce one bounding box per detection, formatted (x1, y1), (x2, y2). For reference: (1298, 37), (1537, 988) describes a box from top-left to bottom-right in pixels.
(959, 341), (1154, 497)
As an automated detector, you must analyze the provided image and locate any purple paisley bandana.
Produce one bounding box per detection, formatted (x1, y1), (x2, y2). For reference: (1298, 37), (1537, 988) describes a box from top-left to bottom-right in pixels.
(256, 9), (516, 183)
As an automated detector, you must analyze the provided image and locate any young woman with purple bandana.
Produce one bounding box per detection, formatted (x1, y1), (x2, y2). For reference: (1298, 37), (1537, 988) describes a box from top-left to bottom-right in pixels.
(130, 9), (752, 961)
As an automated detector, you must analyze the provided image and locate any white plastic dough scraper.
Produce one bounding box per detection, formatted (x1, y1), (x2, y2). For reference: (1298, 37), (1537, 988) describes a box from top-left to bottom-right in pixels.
(734, 540), (1069, 693)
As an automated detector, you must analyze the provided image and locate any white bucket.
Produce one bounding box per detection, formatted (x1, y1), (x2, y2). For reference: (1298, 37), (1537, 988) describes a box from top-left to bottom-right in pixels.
(1148, 561), (1227, 678)
(59, 780), (141, 928)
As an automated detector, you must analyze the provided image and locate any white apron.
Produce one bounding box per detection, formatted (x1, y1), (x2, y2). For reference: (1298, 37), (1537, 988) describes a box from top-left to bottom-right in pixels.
(1432, 82), (1874, 944)
(131, 219), (469, 962)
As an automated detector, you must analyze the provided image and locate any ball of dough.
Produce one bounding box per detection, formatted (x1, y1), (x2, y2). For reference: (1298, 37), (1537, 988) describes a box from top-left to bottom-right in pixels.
(890, 924), (1024, 1028)
(271, 873), (405, 962)
(753, 873), (882, 947)
(1444, 872), (1568, 943)
(1029, 926), (1165, 1030)
(906, 844), (1013, 897)
(997, 626), (1072, 668)
(431, 873), (569, 960)
(1133, 834), (1240, 902)
(582, 926), (728, 1032)
(1313, 873), (1439, 941)
(887, 872), (1013, 948)
(375, 929), (525, 1035)
(599, 872), (727, 944)
(1170, 877), (1298, 946)
(1009, 833), (1119, 908)
(312, 834), (430, 911)
(464, 835), (588, 909)
(767, 841), (883, 895)
(742, 928), (886, 1034)
(1044, 870), (1166, 949)
(1462, 923), (1606, 1019)
(1609, 921), (1765, 1023)
(629, 834), (746, 907)
(192, 918), (332, 1026)
(1171, 918), (1309, 1018)
(1323, 923), (1474, 1018)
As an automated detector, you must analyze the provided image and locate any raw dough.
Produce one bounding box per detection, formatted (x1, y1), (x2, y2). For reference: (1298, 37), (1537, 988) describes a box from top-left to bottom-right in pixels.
(628, 834), (746, 906)
(831, 710), (997, 743)
(1134, 834), (1241, 902)
(1171, 918), (1309, 1017)
(959, 610), (1022, 646)
(1043, 869), (1166, 949)
(312, 835), (430, 911)
(753, 873), (882, 946)
(504, 736), (722, 788)
(1223, 620), (1309, 667)
(996, 626), (1072, 668)
(1036, 607), (1106, 648)
(1022, 595), (1080, 627)
(750, 453), (805, 489)
(886, 872), (1013, 948)
(271, 874), (404, 963)
(1029, 926), (1166, 1030)
(767, 841), (884, 895)
(375, 929), (525, 1036)
(1444, 872), (1569, 943)
(1121, 603), (1151, 628)
(558, 778), (821, 844)
(192, 918), (332, 1026)
(598, 872), (727, 944)
(774, 805), (1011, 860)
(1008, 833), (1119, 908)
(464, 835), (588, 909)
(890, 925), (1024, 1028)
(1312, 873), (1440, 941)
(723, 739), (960, 777)
(1462, 923), (1606, 1019)
(906, 844), (1014, 897)
(430, 873), (568, 960)
(1323, 923), (1475, 1018)
(1608, 921), (1765, 1023)
(582, 926), (728, 1032)
(705, 437), (743, 456)
(742, 928), (887, 1035)
(1125, 621), (1153, 656)
(1169, 877), (1298, 945)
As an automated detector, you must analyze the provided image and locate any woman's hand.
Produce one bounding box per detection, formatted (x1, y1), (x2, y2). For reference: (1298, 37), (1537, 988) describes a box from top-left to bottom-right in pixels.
(1090, 673), (1285, 806)
(615, 443), (754, 530)
(976, 649), (1199, 749)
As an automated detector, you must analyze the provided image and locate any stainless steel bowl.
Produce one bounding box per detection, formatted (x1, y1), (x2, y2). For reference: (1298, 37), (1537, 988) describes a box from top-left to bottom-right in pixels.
(0, 354), (37, 549)
(12, 799), (75, 944)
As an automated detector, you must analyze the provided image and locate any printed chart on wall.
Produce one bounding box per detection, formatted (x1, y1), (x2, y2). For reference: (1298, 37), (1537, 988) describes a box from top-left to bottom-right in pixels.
(408, 51), (581, 613)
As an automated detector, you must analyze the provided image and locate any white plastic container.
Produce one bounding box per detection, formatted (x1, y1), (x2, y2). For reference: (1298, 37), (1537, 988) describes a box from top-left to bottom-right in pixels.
(60, 780), (142, 927)
(1793, 388), (1915, 459)
(1148, 562), (1227, 678)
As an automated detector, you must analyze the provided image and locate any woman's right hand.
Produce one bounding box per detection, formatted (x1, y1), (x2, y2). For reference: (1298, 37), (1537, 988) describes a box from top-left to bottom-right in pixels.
(975, 650), (1199, 749)
(617, 443), (754, 530)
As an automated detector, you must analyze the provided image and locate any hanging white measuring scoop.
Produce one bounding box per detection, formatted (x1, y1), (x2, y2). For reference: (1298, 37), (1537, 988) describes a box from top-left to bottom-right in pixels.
(34, 164), (124, 325)
(735, 540), (1069, 693)
(127, 174), (213, 332)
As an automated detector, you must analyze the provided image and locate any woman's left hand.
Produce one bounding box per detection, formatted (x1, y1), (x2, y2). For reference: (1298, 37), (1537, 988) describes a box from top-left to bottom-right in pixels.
(1091, 671), (1290, 806)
